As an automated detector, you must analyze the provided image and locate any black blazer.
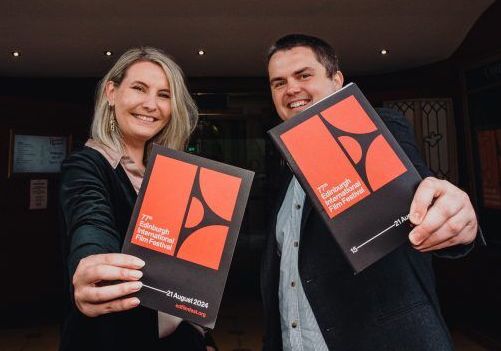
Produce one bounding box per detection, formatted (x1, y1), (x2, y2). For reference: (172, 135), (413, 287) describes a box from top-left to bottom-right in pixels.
(59, 147), (158, 351)
(59, 147), (206, 351)
(261, 108), (458, 351)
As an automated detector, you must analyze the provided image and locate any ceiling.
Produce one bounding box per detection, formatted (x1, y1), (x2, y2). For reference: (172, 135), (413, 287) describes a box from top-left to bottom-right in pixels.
(0, 0), (494, 78)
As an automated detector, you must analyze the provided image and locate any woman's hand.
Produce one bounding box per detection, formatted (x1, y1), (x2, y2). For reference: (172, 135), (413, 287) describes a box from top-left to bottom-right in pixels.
(72, 253), (145, 317)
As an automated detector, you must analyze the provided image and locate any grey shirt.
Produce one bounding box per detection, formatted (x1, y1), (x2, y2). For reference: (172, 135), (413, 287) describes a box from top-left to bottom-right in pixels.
(276, 177), (328, 351)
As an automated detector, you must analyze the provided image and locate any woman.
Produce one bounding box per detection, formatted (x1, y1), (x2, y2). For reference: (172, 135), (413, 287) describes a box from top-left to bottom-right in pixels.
(59, 47), (209, 350)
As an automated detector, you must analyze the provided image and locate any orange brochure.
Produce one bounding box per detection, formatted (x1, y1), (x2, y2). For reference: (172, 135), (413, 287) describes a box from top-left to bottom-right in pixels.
(268, 83), (421, 273)
(122, 144), (254, 328)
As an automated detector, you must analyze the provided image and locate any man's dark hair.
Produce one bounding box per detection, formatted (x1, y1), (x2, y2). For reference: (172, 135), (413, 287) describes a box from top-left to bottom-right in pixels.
(267, 34), (340, 77)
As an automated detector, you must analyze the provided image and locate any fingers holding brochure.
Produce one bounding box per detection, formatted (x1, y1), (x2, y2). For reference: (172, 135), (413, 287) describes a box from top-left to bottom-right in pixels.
(72, 253), (145, 317)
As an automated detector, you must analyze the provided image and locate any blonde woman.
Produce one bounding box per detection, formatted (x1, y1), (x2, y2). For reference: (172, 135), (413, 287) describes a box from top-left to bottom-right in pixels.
(59, 47), (209, 350)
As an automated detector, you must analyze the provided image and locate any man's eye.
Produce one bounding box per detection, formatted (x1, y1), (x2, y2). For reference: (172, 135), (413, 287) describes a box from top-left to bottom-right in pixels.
(300, 73), (311, 80)
(272, 81), (285, 89)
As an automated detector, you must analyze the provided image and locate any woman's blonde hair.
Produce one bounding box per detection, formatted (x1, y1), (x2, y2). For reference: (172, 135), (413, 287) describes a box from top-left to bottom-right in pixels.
(91, 47), (198, 155)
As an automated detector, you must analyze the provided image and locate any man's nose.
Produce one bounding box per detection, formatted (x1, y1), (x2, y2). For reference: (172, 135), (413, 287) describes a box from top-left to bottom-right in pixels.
(286, 80), (301, 95)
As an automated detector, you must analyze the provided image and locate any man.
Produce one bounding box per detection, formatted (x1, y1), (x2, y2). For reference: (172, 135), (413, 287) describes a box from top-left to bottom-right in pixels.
(261, 34), (480, 350)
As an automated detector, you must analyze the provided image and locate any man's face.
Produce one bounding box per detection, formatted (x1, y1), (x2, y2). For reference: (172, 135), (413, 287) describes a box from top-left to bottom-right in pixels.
(268, 46), (343, 121)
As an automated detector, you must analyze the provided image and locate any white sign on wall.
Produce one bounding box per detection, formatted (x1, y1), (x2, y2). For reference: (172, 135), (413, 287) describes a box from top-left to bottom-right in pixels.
(29, 179), (48, 210)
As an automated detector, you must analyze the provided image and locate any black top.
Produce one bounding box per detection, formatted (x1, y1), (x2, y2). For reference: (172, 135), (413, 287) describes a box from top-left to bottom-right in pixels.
(261, 108), (473, 350)
(59, 147), (158, 351)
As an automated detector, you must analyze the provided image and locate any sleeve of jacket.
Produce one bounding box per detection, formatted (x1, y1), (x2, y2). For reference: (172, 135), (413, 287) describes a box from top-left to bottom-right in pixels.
(59, 149), (123, 279)
(376, 107), (482, 258)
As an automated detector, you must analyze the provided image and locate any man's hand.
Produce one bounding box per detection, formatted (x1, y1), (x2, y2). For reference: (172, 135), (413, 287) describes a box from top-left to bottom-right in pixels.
(408, 177), (478, 252)
(73, 253), (145, 317)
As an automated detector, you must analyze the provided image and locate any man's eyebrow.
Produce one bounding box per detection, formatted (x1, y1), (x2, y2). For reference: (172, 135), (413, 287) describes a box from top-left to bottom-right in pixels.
(269, 66), (313, 84)
(269, 76), (285, 85)
(293, 67), (312, 75)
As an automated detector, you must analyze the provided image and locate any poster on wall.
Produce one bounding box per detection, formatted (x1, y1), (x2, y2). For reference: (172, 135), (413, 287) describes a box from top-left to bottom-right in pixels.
(477, 129), (501, 209)
(29, 179), (48, 210)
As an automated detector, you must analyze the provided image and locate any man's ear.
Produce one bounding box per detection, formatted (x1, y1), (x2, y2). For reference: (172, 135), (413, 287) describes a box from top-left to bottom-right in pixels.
(333, 71), (344, 90)
(104, 81), (116, 106)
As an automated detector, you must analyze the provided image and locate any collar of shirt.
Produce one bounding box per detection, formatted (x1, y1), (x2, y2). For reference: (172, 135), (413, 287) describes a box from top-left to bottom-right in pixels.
(85, 139), (144, 193)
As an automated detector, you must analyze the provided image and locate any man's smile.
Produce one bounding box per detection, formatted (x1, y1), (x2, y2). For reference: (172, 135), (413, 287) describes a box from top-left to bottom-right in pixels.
(287, 98), (311, 110)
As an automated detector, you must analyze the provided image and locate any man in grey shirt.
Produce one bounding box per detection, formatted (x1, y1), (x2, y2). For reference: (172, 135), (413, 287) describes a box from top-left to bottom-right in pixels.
(261, 34), (479, 350)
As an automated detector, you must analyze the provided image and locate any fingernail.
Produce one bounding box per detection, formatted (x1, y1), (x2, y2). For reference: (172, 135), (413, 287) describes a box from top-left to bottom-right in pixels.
(132, 281), (143, 291)
(135, 259), (146, 268)
(410, 212), (421, 224)
(130, 270), (143, 279)
(409, 230), (421, 245)
(131, 298), (140, 306)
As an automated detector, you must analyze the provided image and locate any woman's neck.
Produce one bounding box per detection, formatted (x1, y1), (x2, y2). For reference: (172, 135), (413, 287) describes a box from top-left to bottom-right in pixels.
(124, 140), (146, 170)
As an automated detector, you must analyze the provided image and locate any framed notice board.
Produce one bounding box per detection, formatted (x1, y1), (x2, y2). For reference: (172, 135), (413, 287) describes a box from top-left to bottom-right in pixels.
(8, 130), (72, 177)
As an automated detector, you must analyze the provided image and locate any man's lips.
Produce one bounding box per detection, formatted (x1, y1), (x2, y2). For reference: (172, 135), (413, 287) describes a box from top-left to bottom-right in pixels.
(287, 99), (311, 109)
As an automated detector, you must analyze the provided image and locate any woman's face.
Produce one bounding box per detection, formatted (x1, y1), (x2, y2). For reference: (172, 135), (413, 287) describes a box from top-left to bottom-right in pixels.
(106, 61), (172, 146)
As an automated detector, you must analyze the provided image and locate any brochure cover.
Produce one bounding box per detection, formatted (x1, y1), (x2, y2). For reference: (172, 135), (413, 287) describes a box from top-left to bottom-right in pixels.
(122, 144), (254, 328)
(268, 83), (422, 273)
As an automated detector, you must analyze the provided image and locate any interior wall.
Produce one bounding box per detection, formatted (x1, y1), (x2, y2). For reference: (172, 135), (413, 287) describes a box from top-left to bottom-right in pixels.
(0, 91), (92, 326)
(350, 2), (501, 342)
(0, 1), (499, 331)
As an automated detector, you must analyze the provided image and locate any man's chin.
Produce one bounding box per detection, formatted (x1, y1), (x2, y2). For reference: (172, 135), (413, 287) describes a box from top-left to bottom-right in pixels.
(279, 114), (293, 121)
(285, 106), (308, 120)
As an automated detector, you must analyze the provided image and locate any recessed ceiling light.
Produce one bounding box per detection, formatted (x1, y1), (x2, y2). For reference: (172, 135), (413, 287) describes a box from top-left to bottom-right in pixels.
(198, 50), (205, 56)
(380, 49), (389, 55)
(104, 50), (113, 57)
(12, 51), (20, 57)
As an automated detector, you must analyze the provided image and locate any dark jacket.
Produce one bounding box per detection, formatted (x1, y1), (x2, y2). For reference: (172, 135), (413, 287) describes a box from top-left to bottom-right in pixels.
(59, 147), (206, 351)
(261, 109), (457, 351)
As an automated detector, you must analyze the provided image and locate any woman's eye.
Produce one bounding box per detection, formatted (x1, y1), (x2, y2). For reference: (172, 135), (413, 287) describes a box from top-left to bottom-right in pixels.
(132, 85), (145, 92)
(158, 93), (170, 99)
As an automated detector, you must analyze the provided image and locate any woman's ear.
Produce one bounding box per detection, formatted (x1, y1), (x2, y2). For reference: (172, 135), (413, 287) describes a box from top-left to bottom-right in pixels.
(104, 81), (116, 107)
